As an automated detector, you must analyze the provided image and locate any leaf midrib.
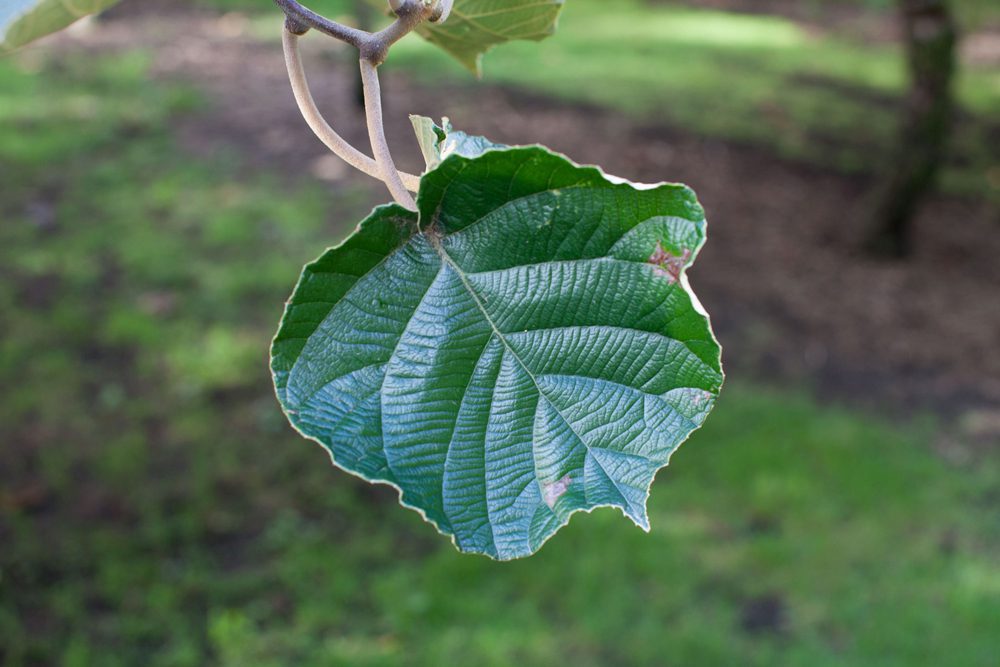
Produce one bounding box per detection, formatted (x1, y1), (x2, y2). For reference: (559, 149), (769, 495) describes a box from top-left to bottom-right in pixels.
(432, 236), (645, 517)
(291, 234), (713, 410)
(288, 214), (706, 533)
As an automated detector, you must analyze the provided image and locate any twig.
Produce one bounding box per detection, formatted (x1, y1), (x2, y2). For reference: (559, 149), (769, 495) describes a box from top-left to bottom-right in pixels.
(274, 0), (368, 47)
(282, 28), (420, 192)
(362, 0), (436, 65)
(275, 0), (442, 63)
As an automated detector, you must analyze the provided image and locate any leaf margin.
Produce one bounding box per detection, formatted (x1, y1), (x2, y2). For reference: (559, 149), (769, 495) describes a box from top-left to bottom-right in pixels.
(271, 141), (724, 560)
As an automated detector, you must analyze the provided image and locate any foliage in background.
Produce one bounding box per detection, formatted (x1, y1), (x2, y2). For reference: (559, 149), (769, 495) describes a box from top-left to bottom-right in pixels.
(0, 0), (121, 52)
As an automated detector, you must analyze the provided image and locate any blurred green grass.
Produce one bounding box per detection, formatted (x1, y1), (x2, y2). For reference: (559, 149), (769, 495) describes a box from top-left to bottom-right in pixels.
(1, 43), (999, 667)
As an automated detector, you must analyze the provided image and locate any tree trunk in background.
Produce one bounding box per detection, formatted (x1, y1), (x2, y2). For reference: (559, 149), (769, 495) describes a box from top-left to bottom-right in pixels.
(865, 0), (957, 257)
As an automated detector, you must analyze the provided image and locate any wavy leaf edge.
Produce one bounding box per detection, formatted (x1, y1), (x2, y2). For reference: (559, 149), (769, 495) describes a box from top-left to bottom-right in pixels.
(271, 141), (723, 560)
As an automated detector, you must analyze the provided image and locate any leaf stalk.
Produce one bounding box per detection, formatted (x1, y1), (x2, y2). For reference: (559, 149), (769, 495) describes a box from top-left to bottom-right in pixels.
(281, 28), (420, 193)
(275, 0), (444, 208)
(360, 58), (417, 209)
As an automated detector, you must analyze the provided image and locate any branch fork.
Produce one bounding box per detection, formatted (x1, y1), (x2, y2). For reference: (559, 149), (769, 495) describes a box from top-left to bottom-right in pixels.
(275, 0), (453, 209)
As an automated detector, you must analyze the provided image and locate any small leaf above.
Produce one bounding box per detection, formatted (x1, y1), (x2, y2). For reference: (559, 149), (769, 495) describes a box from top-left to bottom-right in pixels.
(271, 132), (723, 560)
(416, 0), (565, 76)
(1, 0), (120, 53)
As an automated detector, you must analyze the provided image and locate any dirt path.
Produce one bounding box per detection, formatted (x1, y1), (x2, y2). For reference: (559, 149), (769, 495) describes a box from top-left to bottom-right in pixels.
(52, 4), (1000, 429)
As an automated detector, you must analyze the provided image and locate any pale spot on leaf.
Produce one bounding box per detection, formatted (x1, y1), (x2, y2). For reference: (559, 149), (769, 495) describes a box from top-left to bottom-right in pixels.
(543, 474), (573, 509)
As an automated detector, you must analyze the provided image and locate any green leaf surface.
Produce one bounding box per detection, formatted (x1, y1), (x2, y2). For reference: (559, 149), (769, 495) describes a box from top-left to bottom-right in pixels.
(416, 0), (565, 76)
(272, 131), (722, 560)
(1, 0), (120, 53)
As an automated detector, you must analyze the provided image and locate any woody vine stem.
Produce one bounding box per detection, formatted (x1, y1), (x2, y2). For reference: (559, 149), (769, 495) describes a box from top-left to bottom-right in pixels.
(275, 0), (454, 210)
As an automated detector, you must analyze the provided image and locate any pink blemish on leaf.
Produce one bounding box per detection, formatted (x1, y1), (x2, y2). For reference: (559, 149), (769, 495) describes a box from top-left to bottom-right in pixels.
(648, 242), (692, 283)
(692, 390), (713, 407)
(543, 474), (573, 509)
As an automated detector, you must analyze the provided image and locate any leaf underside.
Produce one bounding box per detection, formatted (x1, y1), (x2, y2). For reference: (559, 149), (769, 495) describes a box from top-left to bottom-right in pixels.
(271, 140), (722, 560)
(3, 0), (561, 67)
(416, 0), (565, 76)
(1, 0), (120, 53)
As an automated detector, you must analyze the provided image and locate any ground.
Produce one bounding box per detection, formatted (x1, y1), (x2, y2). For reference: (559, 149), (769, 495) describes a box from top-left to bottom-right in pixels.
(1, 1), (998, 665)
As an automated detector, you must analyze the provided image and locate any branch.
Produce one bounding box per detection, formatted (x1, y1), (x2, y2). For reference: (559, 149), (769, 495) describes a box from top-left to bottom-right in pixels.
(281, 28), (420, 192)
(273, 0), (369, 47)
(275, 0), (445, 62)
(360, 59), (417, 209)
(362, 0), (437, 64)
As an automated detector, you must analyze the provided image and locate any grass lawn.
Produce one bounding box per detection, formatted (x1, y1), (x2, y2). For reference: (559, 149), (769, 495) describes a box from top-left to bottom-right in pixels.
(1, 47), (999, 666)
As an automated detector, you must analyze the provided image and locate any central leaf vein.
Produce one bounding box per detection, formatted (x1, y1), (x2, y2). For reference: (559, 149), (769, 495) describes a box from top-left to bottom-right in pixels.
(432, 236), (643, 511)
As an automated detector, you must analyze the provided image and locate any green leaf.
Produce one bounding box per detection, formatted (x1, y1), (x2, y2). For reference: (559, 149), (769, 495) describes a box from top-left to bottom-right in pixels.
(409, 115), (504, 170)
(416, 0), (565, 76)
(271, 135), (723, 560)
(1, 0), (120, 53)
(410, 115), (449, 170)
